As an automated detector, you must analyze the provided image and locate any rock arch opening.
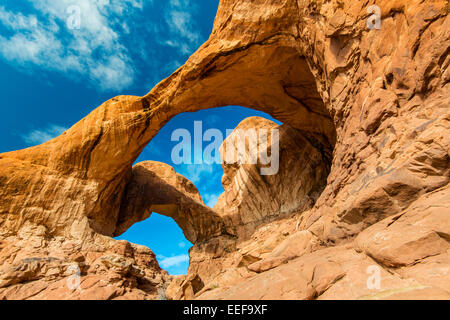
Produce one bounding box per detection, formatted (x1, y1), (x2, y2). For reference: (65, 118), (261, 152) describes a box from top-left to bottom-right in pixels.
(0, 1), (339, 286)
(0, 1), (339, 241)
(116, 212), (192, 275)
(106, 26), (339, 244)
(0, 0), (448, 301)
(115, 106), (285, 274)
(114, 97), (335, 251)
(113, 101), (335, 279)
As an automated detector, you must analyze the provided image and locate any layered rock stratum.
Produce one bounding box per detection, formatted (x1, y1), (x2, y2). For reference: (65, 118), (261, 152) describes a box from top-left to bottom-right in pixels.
(0, 0), (449, 300)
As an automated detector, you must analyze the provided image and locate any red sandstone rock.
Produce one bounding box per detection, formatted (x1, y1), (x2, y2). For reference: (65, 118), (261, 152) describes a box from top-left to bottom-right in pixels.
(0, 0), (449, 300)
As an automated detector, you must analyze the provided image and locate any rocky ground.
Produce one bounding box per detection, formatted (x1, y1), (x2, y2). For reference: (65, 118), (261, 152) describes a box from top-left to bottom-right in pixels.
(0, 0), (449, 300)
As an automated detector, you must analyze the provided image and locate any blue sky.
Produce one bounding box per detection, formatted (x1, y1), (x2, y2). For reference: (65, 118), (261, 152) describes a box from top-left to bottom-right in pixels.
(0, 0), (280, 275)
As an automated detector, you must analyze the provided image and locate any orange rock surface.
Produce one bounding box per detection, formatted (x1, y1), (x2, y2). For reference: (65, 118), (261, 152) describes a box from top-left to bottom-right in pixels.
(0, 0), (449, 300)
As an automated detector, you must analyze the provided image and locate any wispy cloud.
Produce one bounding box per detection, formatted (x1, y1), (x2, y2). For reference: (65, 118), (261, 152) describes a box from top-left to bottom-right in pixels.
(21, 124), (67, 146)
(177, 163), (223, 208)
(0, 0), (206, 92)
(163, 0), (202, 55)
(0, 1), (143, 91)
(179, 164), (214, 184)
(159, 254), (189, 269)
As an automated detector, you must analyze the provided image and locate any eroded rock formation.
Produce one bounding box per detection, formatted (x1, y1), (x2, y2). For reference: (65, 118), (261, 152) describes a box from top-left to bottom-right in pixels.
(214, 117), (330, 239)
(0, 0), (449, 300)
(0, 235), (172, 300)
(115, 161), (228, 243)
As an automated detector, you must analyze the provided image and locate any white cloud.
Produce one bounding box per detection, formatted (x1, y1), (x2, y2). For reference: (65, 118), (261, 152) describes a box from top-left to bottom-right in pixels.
(0, 1), (144, 91)
(21, 124), (68, 146)
(178, 241), (186, 248)
(0, 0), (206, 91)
(159, 254), (189, 269)
(163, 0), (202, 55)
(203, 192), (220, 208)
(179, 164), (214, 184)
(90, 55), (134, 91)
(0, 8), (39, 31)
(177, 163), (223, 208)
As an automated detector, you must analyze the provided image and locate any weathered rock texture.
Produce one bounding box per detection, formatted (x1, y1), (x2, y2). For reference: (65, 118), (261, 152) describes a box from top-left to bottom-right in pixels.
(214, 117), (330, 239)
(115, 161), (228, 243)
(0, 0), (449, 300)
(0, 235), (172, 300)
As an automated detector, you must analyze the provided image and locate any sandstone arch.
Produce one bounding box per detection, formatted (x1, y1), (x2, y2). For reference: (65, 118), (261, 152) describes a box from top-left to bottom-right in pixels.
(0, 0), (338, 240)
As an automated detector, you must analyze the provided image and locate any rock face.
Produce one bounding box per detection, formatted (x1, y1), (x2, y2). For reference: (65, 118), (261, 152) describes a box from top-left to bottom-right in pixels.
(115, 161), (227, 244)
(214, 117), (330, 239)
(0, 0), (449, 300)
(0, 235), (172, 300)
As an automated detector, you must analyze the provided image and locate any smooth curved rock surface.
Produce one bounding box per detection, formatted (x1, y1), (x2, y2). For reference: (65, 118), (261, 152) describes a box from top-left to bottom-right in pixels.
(0, 0), (449, 300)
(214, 117), (330, 239)
(115, 161), (229, 243)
